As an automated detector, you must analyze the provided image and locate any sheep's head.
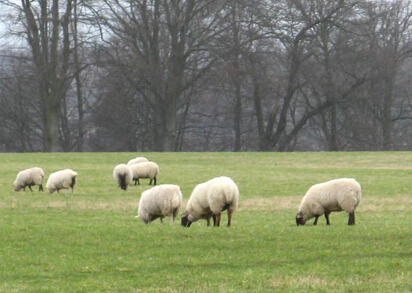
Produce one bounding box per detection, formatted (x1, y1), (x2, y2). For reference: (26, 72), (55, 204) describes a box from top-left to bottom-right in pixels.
(137, 215), (149, 225)
(181, 212), (192, 227)
(13, 181), (22, 191)
(295, 212), (306, 226)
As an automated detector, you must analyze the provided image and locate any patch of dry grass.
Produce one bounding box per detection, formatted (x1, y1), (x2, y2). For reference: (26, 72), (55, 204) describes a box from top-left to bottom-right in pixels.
(269, 273), (412, 290)
(2, 196), (411, 213)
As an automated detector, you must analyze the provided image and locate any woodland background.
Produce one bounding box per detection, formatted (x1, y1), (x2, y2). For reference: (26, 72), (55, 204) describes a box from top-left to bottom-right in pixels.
(1, 0), (412, 152)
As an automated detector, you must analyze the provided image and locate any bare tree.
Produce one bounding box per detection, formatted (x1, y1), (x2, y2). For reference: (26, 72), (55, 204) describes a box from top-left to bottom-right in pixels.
(366, 0), (412, 150)
(20, 0), (74, 151)
(89, 0), (230, 151)
(0, 53), (42, 151)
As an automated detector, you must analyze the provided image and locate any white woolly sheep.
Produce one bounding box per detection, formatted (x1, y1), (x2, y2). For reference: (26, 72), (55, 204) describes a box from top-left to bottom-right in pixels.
(181, 176), (240, 227)
(136, 184), (183, 224)
(129, 161), (159, 186)
(13, 167), (45, 192)
(296, 178), (362, 226)
(113, 164), (133, 190)
(127, 157), (149, 166)
(46, 169), (78, 194)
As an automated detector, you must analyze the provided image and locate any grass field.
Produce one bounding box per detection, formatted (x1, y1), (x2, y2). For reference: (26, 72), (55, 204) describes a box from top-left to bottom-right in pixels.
(1, 152), (412, 292)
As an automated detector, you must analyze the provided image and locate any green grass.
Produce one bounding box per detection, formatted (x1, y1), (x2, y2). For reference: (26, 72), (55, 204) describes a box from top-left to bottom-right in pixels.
(1, 152), (412, 292)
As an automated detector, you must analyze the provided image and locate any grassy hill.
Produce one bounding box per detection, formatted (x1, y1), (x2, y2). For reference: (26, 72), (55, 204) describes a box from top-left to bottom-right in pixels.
(1, 152), (412, 292)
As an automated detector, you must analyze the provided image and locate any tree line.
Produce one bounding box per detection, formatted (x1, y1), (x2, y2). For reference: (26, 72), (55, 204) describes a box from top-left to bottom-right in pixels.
(0, 0), (412, 152)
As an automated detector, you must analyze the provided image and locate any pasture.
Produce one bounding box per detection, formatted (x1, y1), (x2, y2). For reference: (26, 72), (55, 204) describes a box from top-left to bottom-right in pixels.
(1, 152), (412, 292)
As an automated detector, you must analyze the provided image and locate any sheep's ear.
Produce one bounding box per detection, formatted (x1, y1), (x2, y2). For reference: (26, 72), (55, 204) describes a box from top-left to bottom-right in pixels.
(296, 212), (303, 219)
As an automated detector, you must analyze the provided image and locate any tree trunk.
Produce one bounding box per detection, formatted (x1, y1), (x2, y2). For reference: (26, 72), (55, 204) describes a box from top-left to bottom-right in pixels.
(154, 97), (165, 152)
(73, 0), (84, 152)
(382, 77), (393, 150)
(234, 81), (242, 151)
(164, 97), (177, 151)
(231, 1), (242, 152)
(44, 96), (60, 152)
(21, 0), (73, 152)
(329, 104), (338, 151)
(250, 57), (265, 150)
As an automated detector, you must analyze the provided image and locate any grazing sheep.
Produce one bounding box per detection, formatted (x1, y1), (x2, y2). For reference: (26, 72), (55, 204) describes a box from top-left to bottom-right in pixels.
(129, 162), (159, 185)
(46, 169), (78, 194)
(127, 157), (149, 166)
(137, 184), (183, 224)
(113, 164), (133, 190)
(13, 167), (45, 192)
(181, 176), (239, 227)
(296, 178), (362, 226)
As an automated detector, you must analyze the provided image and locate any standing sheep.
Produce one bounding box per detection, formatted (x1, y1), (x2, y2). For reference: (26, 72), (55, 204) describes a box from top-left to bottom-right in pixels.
(129, 162), (159, 185)
(13, 167), (45, 192)
(181, 176), (239, 227)
(46, 169), (78, 194)
(127, 157), (149, 166)
(113, 164), (133, 190)
(137, 184), (183, 224)
(296, 178), (362, 226)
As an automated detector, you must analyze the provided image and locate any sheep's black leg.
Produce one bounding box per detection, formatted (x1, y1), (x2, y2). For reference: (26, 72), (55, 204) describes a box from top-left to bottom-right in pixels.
(313, 215), (319, 225)
(227, 209), (233, 227)
(29, 185), (33, 192)
(348, 212), (355, 225)
(207, 218), (211, 227)
(171, 208), (178, 224)
(154, 176), (157, 186)
(134, 179), (137, 185)
(137, 179), (140, 185)
(212, 214), (217, 227)
(39, 184), (43, 192)
(216, 213), (221, 227)
(149, 179), (152, 185)
(325, 212), (331, 225)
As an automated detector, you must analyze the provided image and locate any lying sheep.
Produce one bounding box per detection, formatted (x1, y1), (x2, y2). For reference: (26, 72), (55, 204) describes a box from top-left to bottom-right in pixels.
(181, 176), (239, 227)
(46, 169), (78, 194)
(129, 162), (159, 185)
(113, 164), (133, 190)
(137, 184), (183, 224)
(13, 167), (45, 192)
(296, 178), (362, 226)
(127, 156), (149, 166)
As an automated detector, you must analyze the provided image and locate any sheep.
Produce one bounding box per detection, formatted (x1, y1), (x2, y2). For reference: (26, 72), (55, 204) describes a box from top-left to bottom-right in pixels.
(46, 169), (78, 194)
(113, 164), (133, 190)
(181, 176), (239, 227)
(129, 161), (159, 186)
(295, 178), (362, 226)
(136, 184), (183, 224)
(13, 167), (45, 192)
(127, 156), (149, 166)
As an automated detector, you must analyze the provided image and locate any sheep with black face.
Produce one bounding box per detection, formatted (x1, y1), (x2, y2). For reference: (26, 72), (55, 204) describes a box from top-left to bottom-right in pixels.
(129, 161), (159, 186)
(46, 169), (78, 194)
(13, 167), (45, 192)
(137, 184), (182, 224)
(296, 178), (362, 226)
(181, 176), (239, 227)
(127, 156), (149, 166)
